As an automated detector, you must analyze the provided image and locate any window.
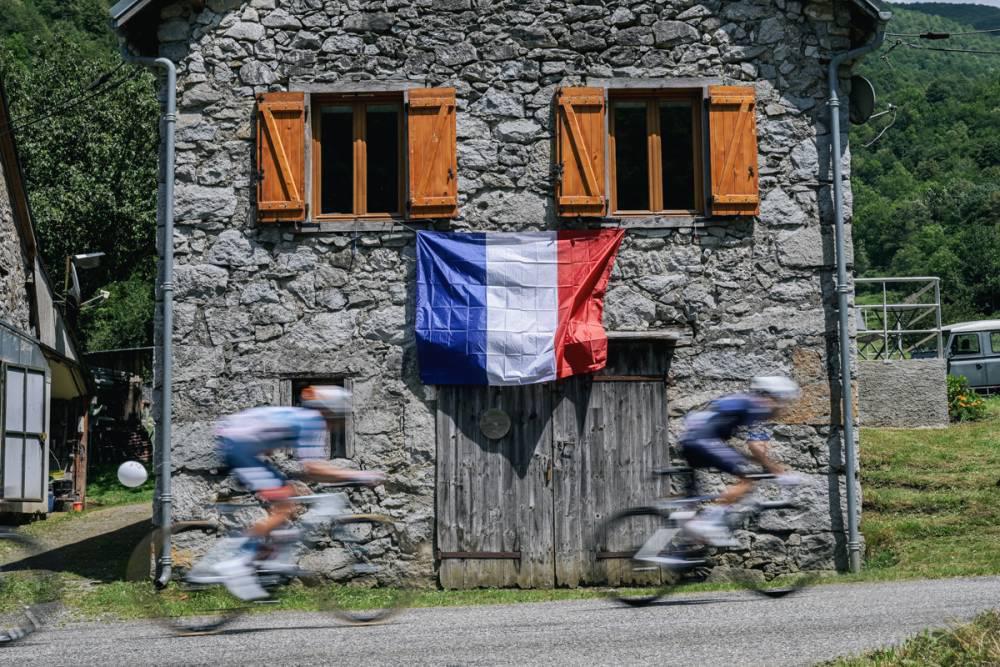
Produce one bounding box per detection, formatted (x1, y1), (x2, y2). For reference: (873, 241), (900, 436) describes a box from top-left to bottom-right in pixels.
(609, 92), (702, 214)
(256, 88), (458, 224)
(950, 333), (981, 356)
(555, 85), (759, 219)
(313, 96), (403, 218)
(2, 365), (47, 501)
(991, 332), (1000, 354)
(282, 377), (353, 459)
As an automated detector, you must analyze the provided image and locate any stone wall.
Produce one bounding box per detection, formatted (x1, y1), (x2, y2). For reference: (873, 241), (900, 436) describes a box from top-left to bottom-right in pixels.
(858, 359), (948, 428)
(0, 151), (32, 333)
(150, 0), (864, 583)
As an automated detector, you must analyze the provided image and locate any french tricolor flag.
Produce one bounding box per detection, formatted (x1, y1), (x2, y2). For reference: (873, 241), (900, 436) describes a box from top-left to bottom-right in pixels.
(416, 229), (625, 385)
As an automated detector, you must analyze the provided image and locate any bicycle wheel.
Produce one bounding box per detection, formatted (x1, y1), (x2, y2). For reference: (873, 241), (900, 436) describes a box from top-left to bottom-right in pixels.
(739, 568), (820, 599)
(595, 508), (685, 607)
(126, 523), (248, 635)
(314, 515), (411, 624)
(0, 529), (61, 645)
(736, 501), (820, 599)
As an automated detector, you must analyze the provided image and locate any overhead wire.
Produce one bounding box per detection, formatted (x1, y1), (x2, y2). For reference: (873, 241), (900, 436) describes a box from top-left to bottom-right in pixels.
(886, 27), (1000, 38)
(900, 42), (1000, 56)
(866, 26), (1000, 148)
(0, 61), (140, 139)
(863, 105), (899, 148)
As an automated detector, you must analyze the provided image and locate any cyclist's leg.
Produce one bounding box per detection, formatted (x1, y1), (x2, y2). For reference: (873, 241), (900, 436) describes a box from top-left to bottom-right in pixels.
(213, 443), (288, 599)
(681, 439), (752, 547)
(222, 441), (293, 539)
(681, 438), (753, 502)
(246, 463), (297, 542)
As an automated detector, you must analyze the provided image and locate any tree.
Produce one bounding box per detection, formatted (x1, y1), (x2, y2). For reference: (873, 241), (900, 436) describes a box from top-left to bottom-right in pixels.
(1, 28), (159, 349)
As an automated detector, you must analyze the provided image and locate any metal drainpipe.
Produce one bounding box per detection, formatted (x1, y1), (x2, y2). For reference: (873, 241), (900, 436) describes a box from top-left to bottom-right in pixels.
(123, 53), (176, 586)
(827, 19), (888, 573)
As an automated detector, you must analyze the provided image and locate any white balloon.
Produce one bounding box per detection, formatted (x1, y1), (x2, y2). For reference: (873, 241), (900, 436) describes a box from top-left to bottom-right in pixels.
(118, 461), (148, 488)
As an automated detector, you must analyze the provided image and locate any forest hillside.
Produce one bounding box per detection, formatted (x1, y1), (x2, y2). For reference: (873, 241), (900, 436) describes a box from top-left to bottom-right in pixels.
(854, 3), (1000, 321)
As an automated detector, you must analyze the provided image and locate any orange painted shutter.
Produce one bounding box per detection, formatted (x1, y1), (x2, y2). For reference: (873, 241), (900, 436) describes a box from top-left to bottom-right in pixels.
(555, 87), (606, 217)
(408, 88), (458, 219)
(256, 92), (306, 223)
(708, 85), (760, 217)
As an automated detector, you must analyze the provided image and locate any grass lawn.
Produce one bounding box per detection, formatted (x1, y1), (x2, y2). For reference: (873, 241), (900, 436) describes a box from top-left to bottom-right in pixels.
(859, 396), (1000, 579)
(824, 610), (1000, 666)
(85, 463), (155, 508)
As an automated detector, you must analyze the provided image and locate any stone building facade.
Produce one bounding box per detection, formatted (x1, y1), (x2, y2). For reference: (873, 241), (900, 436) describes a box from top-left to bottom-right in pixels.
(114, 0), (884, 586)
(0, 131), (33, 336)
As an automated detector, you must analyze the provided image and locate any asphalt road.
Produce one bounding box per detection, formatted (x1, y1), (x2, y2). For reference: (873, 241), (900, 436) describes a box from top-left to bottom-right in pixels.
(7, 577), (1000, 666)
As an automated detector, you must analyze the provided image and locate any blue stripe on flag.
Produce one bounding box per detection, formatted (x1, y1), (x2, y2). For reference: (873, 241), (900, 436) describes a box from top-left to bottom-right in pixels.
(416, 232), (489, 384)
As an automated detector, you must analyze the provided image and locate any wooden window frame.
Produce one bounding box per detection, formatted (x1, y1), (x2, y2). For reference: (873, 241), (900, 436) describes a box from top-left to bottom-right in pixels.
(310, 92), (406, 222)
(608, 89), (704, 217)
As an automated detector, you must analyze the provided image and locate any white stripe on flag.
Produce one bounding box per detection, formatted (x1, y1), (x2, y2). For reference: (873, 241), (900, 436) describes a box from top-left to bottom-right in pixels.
(485, 232), (558, 385)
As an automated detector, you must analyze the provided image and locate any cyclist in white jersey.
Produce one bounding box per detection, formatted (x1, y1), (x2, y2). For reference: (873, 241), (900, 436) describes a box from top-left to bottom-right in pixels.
(201, 386), (383, 600)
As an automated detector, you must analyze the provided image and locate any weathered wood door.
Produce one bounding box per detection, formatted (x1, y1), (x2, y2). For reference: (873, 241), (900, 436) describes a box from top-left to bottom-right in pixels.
(436, 383), (555, 588)
(551, 342), (671, 586)
(436, 342), (672, 588)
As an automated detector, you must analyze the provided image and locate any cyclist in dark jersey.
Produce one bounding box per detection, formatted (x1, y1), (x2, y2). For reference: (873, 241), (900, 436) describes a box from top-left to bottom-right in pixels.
(678, 376), (802, 547)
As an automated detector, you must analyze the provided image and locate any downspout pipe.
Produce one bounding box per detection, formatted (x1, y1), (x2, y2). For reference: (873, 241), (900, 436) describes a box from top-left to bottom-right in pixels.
(827, 19), (888, 574)
(123, 53), (176, 587)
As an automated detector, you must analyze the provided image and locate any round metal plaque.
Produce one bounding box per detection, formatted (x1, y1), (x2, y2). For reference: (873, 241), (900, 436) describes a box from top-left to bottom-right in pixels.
(479, 408), (511, 440)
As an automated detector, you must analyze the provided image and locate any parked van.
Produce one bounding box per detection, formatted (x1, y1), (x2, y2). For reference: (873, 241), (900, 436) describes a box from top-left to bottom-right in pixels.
(944, 319), (1000, 392)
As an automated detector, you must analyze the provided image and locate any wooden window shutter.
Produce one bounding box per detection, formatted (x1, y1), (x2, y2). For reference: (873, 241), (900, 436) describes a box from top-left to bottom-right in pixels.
(555, 87), (607, 217)
(256, 92), (306, 223)
(708, 85), (760, 217)
(408, 88), (458, 219)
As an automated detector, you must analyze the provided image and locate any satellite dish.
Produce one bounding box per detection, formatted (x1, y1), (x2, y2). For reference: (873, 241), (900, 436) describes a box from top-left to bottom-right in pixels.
(849, 75), (876, 125)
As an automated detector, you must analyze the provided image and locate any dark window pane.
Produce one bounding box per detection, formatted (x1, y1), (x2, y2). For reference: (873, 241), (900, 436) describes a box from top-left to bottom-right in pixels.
(366, 104), (400, 214)
(291, 378), (347, 459)
(951, 333), (980, 355)
(320, 105), (353, 215)
(660, 101), (696, 210)
(613, 102), (649, 211)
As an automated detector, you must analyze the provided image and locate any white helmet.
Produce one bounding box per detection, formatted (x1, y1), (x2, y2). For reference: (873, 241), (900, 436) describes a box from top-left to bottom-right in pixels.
(750, 376), (801, 403)
(300, 385), (353, 416)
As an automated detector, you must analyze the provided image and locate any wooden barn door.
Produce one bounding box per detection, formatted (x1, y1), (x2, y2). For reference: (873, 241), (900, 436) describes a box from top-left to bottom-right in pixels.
(551, 342), (672, 587)
(435, 341), (672, 588)
(436, 384), (555, 588)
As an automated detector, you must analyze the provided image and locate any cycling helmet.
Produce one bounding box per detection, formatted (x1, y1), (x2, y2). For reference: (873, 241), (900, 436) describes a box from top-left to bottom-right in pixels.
(750, 376), (801, 403)
(300, 385), (353, 416)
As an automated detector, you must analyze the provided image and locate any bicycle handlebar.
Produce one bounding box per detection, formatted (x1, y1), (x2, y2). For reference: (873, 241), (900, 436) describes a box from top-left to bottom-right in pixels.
(652, 466), (778, 481)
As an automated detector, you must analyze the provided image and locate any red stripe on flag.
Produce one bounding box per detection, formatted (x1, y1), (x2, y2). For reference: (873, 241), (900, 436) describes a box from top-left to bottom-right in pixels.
(554, 229), (626, 379)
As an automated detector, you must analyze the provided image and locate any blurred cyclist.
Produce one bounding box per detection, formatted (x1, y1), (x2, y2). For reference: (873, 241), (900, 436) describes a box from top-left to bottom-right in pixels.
(677, 376), (803, 548)
(194, 386), (383, 600)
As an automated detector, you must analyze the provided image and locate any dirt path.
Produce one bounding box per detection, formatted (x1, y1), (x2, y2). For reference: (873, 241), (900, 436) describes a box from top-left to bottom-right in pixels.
(7, 503), (152, 582)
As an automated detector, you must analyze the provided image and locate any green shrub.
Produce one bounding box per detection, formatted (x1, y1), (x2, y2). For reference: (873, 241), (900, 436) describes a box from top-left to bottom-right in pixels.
(947, 374), (987, 422)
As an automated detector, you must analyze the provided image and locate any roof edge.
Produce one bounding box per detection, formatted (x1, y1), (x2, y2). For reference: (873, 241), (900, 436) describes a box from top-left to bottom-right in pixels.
(110, 0), (158, 29)
(852, 0), (893, 23)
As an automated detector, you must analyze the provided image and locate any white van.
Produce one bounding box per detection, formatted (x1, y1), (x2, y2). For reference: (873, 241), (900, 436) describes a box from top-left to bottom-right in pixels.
(944, 319), (1000, 392)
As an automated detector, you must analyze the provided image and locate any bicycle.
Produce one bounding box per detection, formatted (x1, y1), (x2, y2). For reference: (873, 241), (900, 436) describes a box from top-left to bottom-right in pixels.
(126, 481), (410, 635)
(0, 527), (61, 645)
(595, 465), (818, 607)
